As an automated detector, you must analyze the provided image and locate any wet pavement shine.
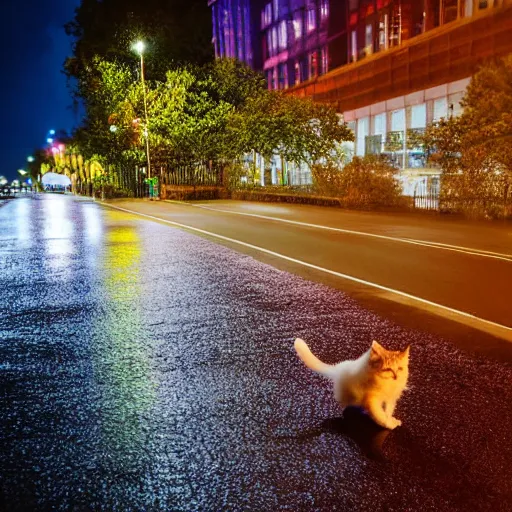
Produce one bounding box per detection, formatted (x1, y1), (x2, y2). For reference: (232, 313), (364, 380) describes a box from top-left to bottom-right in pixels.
(1, 195), (511, 511)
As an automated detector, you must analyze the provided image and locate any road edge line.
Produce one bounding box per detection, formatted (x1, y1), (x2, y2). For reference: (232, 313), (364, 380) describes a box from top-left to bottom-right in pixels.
(103, 203), (512, 340)
(164, 200), (512, 263)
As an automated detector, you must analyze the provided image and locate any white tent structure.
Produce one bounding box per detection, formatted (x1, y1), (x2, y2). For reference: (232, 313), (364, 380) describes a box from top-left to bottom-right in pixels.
(41, 172), (71, 190)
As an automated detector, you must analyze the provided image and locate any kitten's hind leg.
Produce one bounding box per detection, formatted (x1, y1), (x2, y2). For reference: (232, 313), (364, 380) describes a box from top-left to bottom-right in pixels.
(365, 397), (401, 430)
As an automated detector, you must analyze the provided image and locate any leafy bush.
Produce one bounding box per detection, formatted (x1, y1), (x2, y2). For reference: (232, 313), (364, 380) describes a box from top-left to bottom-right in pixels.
(230, 188), (343, 207)
(312, 155), (403, 208)
(440, 167), (511, 219)
(161, 185), (227, 201)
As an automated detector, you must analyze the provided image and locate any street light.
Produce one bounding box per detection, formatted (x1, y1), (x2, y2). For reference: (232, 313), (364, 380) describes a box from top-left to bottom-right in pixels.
(132, 40), (152, 182)
(17, 169), (27, 176)
(27, 156), (35, 163)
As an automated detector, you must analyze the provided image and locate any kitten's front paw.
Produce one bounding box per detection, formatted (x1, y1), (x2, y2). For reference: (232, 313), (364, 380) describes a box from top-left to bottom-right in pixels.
(387, 418), (402, 430)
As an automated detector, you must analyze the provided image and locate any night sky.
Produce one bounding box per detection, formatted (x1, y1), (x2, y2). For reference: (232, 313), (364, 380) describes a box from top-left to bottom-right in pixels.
(0, 0), (80, 181)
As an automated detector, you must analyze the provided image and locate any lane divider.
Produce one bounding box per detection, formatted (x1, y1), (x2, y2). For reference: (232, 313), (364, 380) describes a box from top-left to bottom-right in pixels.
(166, 201), (512, 263)
(103, 202), (512, 339)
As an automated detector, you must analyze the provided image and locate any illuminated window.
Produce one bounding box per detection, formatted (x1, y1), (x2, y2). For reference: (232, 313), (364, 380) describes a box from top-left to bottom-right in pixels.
(320, 0), (329, 20)
(294, 60), (301, 85)
(278, 20), (287, 50)
(365, 23), (373, 52)
(357, 117), (369, 156)
(411, 104), (427, 129)
(307, 8), (316, 32)
(372, 113), (386, 136)
(391, 109), (405, 132)
(293, 11), (303, 40)
(321, 46), (328, 74)
(379, 14), (388, 50)
(433, 98), (448, 122)
(273, 0), (279, 20)
(261, 3), (272, 28)
(351, 30), (357, 62)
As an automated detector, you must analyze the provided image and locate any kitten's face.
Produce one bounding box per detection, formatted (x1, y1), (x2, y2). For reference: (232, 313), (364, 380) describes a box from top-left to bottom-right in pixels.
(369, 340), (409, 381)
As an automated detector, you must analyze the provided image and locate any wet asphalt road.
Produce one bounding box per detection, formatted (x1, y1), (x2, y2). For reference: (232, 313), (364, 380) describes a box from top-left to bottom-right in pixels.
(1, 194), (512, 511)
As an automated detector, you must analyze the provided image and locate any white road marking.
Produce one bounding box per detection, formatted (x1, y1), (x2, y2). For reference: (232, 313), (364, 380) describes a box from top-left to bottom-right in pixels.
(103, 203), (512, 339)
(166, 201), (512, 263)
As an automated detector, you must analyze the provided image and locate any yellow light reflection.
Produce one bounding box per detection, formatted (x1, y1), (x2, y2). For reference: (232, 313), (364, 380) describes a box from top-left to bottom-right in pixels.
(94, 211), (156, 462)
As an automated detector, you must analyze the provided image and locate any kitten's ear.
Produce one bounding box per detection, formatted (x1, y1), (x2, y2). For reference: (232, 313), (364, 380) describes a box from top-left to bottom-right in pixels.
(370, 341), (383, 368)
(371, 340), (385, 355)
(402, 345), (410, 358)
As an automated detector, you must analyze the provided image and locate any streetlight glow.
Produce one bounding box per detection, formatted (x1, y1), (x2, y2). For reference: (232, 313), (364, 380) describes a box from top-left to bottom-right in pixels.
(47, 138), (54, 144)
(27, 156), (35, 163)
(49, 129), (55, 135)
(17, 169), (27, 176)
(134, 41), (145, 55)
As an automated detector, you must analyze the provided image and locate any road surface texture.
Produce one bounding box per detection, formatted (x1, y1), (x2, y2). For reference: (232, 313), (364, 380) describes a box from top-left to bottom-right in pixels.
(1, 194), (511, 511)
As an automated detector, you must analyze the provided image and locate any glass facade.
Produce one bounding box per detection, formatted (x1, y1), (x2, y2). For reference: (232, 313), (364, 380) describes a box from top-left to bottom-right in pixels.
(210, 0), (260, 70)
(259, 0), (333, 89)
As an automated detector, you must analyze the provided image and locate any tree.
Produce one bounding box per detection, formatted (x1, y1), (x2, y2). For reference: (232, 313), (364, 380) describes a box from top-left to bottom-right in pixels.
(228, 90), (353, 166)
(423, 56), (512, 217)
(461, 55), (512, 176)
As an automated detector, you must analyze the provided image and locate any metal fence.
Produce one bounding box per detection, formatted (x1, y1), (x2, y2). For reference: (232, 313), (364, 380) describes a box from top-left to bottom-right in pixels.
(413, 190), (440, 210)
(162, 162), (223, 187)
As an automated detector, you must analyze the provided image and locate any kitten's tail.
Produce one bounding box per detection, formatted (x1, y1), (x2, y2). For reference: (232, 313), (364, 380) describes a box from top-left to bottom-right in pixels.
(294, 338), (336, 379)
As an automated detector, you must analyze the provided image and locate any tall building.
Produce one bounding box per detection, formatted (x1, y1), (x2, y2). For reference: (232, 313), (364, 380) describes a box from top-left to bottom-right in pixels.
(209, 1), (512, 190)
(209, 0), (265, 70)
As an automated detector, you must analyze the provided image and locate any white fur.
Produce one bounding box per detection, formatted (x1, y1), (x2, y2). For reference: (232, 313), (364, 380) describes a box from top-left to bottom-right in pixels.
(294, 338), (409, 430)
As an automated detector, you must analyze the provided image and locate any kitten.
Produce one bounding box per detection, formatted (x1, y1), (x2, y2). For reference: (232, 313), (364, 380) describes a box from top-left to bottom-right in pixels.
(294, 338), (410, 430)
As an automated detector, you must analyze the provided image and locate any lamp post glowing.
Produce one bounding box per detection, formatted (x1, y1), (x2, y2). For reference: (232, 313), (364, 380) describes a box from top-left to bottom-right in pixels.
(27, 156), (35, 163)
(17, 169), (27, 176)
(133, 40), (152, 182)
